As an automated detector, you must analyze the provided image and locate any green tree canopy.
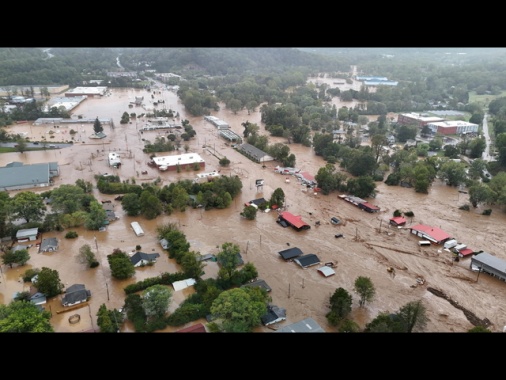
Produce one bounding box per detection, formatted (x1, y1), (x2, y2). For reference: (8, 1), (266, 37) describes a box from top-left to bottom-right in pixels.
(32, 267), (64, 297)
(142, 284), (173, 319)
(107, 248), (135, 279)
(326, 287), (352, 326)
(353, 276), (376, 307)
(210, 287), (268, 332)
(10, 191), (46, 223)
(0, 300), (54, 332)
(93, 117), (103, 133)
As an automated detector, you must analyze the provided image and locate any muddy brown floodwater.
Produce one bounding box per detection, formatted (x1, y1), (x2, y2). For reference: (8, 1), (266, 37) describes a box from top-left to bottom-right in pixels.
(1, 81), (506, 333)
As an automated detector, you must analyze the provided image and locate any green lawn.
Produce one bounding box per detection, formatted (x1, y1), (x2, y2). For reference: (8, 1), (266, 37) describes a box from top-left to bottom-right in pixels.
(468, 91), (506, 109)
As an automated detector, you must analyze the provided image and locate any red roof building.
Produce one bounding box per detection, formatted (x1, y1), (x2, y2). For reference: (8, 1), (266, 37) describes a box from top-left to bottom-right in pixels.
(458, 248), (474, 258)
(176, 323), (207, 333)
(389, 216), (407, 226)
(278, 211), (311, 231)
(410, 224), (451, 245)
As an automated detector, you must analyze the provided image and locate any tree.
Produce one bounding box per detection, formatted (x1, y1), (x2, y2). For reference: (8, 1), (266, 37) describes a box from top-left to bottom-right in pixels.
(269, 187), (285, 208)
(468, 183), (495, 207)
(10, 191), (46, 223)
(438, 160), (468, 187)
(121, 193), (141, 216)
(240, 205), (258, 220)
(354, 276), (376, 307)
(142, 284), (173, 319)
(50, 184), (86, 214)
(33, 267), (64, 297)
(326, 287), (352, 325)
(395, 299), (428, 332)
(219, 157), (230, 167)
(371, 134), (388, 162)
(96, 303), (124, 332)
(84, 200), (107, 230)
(139, 191), (163, 219)
(2, 248), (30, 268)
(216, 242), (241, 281)
(346, 176), (377, 199)
(93, 117), (103, 134)
(180, 251), (205, 279)
(0, 300), (54, 332)
(14, 138), (27, 154)
(210, 287), (268, 332)
(78, 244), (99, 268)
(107, 248), (135, 279)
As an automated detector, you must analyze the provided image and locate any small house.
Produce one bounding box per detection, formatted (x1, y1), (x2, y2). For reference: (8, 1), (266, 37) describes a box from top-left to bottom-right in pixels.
(278, 247), (304, 260)
(294, 254), (321, 269)
(40, 237), (58, 252)
(130, 251), (160, 267)
(389, 216), (406, 227)
(261, 305), (287, 326)
(61, 284), (91, 307)
(241, 279), (272, 292)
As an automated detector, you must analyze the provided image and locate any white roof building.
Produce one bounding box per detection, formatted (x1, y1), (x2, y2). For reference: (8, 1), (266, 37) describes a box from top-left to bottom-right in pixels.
(152, 153), (205, 170)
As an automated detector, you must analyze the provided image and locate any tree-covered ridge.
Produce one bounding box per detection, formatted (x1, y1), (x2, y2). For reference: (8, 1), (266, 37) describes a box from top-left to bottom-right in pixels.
(118, 47), (343, 76)
(0, 48), (120, 86)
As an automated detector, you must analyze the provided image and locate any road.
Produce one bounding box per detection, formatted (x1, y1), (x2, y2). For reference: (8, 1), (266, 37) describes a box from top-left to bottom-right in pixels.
(482, 113), (493, 161)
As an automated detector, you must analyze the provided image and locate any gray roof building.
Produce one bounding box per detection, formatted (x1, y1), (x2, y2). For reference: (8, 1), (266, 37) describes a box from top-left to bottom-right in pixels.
(0, 162), (59, 191)
(261, 305), (287, 326)
(40, 237), (58, 252)
(62, 284), (91, 306)
(470, 252), (506, 282)
(241, 278), (272, 292)
(238, 143), (274, 163)
(130, 251), (160, 267)
(294, 254), (321, 268)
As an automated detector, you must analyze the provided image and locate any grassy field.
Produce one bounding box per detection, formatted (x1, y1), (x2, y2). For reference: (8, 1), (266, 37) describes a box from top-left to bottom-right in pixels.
(468, 91), (506, 109)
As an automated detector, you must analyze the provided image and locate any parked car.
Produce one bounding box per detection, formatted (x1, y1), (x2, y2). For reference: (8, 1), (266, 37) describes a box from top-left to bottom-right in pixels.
(334, 234), (344, 238)
(330, 217), (340, 225)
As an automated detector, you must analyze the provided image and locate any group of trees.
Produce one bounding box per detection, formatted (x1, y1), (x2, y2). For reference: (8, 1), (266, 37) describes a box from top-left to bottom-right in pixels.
(325, 275), (429, 333)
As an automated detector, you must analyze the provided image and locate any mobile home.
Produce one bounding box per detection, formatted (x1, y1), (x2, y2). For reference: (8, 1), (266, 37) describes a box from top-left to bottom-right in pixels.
(131, 221), (144, 237)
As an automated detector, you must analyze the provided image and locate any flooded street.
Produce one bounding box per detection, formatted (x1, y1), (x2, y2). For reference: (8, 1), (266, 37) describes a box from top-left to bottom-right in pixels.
(2, 84), (506, 333)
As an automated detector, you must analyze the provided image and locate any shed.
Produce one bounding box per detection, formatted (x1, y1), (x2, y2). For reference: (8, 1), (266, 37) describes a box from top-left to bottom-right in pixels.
(16, 228), (39, 242)
(294, 254), (321, 268)
(458, 248), (474, 258)
(172, 278), (197, 291)
(317, 266), (336, 277)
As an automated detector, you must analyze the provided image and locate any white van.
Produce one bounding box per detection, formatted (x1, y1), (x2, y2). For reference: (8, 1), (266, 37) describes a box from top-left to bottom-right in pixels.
(418, 240), (431, 246)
